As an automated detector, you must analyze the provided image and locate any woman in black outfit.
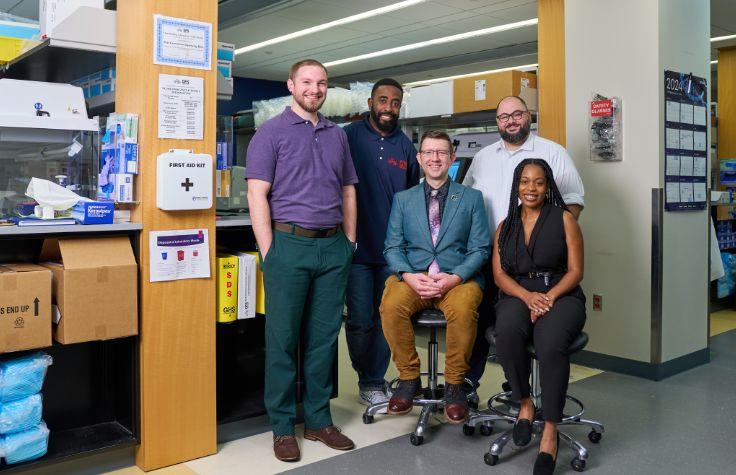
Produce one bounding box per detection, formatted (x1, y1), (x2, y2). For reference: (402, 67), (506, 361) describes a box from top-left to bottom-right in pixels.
(492, 158), (586, 475)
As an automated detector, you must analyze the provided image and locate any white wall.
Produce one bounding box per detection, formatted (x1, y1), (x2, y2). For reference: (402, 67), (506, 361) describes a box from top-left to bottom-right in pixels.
(658, 0), (710, 362)
(565, 0), (710, 364)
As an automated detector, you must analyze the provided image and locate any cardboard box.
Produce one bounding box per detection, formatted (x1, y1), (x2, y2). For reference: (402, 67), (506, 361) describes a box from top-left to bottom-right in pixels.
(234, 252), (257, 320)
(216, 169), (231, 198)
(216, 253), (238, 323)
(39, 236), (138, 344)
(40, 0), (104, 38)
(453, 70), (538, 114)
(0, 264), (52, 353)
(405, 81), (453, 118)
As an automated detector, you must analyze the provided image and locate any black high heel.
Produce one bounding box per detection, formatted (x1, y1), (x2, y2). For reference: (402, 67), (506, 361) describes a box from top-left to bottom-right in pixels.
(533, 429), (559, 475)
(512, 401), (535, 446)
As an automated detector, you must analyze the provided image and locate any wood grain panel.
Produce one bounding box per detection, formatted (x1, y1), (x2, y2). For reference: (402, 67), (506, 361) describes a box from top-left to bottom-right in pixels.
(538, 0), (566, 145)
(116, 1), (217, 470)
(717, 47), (736, 219)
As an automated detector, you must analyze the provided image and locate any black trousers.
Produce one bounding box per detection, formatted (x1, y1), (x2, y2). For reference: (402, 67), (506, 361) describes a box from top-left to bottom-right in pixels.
(494, 295), (586, 422)
(465, 265), (496, 385)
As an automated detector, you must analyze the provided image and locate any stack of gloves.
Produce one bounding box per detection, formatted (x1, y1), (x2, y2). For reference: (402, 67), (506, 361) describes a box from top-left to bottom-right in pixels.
(0, 353), (52, 465)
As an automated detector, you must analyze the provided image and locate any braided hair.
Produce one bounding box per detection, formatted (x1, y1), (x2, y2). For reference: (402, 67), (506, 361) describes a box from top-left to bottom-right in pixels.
(498, 158), (569, 273)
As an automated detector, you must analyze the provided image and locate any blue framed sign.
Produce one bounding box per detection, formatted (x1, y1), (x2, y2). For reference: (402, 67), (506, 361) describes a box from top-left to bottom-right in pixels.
(663, 70), (708, 212)
(153, 14), (212, 70)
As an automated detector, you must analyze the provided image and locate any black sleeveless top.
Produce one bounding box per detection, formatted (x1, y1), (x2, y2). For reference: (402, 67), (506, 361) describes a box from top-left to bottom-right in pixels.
(499, 203), (585, 301)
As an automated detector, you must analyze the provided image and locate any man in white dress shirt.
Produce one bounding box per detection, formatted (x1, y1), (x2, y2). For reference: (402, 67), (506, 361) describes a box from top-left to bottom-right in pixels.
(461, 95), (585, 394)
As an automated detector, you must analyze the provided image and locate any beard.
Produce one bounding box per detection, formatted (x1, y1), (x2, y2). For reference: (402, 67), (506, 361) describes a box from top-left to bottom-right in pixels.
(499, 120), (531, 145)
(370, 107), (398, 133)
(294, 93), (325, 113)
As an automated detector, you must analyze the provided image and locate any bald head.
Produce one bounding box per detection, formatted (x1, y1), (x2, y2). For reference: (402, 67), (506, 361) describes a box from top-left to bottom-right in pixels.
(496, 95), (528, 113)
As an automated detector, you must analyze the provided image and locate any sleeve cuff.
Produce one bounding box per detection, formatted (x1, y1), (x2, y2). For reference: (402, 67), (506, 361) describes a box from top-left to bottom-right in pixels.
(562, 193), (584, 207)
(245, 173), (274, 183)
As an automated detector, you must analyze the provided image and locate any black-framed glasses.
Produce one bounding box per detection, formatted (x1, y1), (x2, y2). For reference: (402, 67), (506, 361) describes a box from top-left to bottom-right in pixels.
(420, 150), (451, 158)
(496, 110), (526, 123)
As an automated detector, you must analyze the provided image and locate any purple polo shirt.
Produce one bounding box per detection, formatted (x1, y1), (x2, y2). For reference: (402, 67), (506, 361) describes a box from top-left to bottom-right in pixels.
(246, 107), (359, 229)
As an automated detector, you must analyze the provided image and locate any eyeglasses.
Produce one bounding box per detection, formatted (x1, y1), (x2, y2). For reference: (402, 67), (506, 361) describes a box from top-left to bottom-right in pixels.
(496, 110), (526, 123)
(420, 150), (451, 158)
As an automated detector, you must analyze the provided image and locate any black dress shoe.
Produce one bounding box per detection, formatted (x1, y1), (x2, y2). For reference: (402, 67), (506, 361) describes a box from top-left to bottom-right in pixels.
(533, 431), (559, 475)
(512, 402), (535, 446)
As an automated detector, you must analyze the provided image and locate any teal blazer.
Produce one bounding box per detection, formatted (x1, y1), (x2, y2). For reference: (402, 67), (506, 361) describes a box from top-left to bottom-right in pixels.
(384, 181), (490, 289)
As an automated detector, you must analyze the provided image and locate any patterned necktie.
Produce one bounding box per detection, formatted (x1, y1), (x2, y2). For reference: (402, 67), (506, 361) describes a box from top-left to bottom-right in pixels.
(428, 189), (441, 276)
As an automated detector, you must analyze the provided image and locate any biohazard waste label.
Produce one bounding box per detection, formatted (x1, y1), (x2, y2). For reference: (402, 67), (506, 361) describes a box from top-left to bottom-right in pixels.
(591, 100), (613, 117)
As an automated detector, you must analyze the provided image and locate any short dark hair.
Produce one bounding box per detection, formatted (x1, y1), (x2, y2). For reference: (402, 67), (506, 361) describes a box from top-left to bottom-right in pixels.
(496, 95), (528, 111)
(371, 78), (403, 97)
(419, 130), (453, 151)
(289, 59), (327, 80)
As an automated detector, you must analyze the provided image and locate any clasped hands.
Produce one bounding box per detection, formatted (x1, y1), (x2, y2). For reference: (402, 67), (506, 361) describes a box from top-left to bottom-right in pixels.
(523, 291), (556, 323)
(402, 272), (462, 299)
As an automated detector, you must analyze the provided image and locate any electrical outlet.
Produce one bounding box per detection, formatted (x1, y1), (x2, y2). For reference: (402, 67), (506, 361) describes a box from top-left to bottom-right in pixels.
(593, 294), (602, 311)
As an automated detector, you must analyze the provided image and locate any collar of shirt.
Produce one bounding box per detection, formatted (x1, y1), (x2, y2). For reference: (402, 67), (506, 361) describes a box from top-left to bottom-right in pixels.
(496, 133), (536, 155)
(282, 106), (334, 129)
(359, 113), (402, 144)
(423, 179), (450, 201)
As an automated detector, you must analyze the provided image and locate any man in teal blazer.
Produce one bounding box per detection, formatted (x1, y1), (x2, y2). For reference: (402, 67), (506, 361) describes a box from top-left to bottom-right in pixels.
(380, 130), (490, 424)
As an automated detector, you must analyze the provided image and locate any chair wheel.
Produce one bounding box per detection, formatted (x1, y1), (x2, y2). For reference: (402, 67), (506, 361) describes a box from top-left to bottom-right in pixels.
(462, 424), (475, 436)
(571, 458), (586, 472)
(410, 434), (423, 446)
(362, 414), (374, 424)
(588, 430), (602, 443)
(479, 423), (494, 436)
(484, 453), (499, 466)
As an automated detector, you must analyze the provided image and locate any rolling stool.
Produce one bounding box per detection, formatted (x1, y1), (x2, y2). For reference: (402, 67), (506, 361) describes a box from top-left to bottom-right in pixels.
(362, 309), (478, 446)
(474, 326), (604, 472)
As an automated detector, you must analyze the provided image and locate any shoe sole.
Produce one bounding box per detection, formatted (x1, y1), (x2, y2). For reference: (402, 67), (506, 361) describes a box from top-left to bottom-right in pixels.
(359, 399), (388, 414)
(387, 406), (413, 416)
(304, 434), (355, 450)
(275, 454), (300, 462)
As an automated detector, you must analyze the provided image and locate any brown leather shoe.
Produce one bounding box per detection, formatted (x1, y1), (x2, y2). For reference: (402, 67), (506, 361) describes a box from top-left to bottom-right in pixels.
(273, 435), (300, 462)
(387, 378), (422, 415)
(443, 383), (469, 424)
(304, 426), (355, 450)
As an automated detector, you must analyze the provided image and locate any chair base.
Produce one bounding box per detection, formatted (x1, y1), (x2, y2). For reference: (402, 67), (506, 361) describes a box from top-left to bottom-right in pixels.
(362, 374), (480, 446)
(474, 390), (605, 472)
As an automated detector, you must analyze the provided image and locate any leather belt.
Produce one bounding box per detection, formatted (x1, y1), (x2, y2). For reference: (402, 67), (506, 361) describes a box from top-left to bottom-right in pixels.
(273, 222), (340, 238)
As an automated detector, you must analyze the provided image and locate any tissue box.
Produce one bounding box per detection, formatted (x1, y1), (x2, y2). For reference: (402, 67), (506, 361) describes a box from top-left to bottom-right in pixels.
(217, 42), (235, 61)
(112, 174), (134, 202)
(0, 265), (52, 354)
(71, 201), (114, 225)
(39, 236), (138, 344)
(217, 60), (232, 79)
(0, 353), (52, 403)
(118, 142), (138, 174)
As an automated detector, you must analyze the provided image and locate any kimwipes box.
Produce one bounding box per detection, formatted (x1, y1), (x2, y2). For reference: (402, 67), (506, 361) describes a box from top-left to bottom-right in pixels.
(39, 236), (138, 344)
(0, 264), (52, 353)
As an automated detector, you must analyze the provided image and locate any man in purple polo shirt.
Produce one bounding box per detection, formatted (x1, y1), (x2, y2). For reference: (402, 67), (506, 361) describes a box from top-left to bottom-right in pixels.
(247, 59), (358, 462)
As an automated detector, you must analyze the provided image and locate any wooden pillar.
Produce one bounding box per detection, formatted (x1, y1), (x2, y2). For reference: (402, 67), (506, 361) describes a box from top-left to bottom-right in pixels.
(116, 1), (217, 470)
(718, 47), (736, 158)
(537, 0), (566, 145)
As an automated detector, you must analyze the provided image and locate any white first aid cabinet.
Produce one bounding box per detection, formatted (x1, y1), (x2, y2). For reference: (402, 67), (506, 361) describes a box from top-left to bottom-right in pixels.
(157, 149), (213, 210)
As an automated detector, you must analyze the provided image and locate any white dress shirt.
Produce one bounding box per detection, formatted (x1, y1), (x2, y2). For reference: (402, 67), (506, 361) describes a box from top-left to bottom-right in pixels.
(462, 133), (585, 236)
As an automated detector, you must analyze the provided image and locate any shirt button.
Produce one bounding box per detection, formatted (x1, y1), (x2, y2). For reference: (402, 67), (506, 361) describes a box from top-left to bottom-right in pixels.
(379, 156), (383, 160)
(380, 147), (384, 150)
(381, 138), (384, 141)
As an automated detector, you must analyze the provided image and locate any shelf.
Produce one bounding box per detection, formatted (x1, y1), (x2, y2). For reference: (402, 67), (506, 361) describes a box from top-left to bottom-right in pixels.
(88, 91), (116, 115)
(0, 222), (142, 237)
(0, 39), (115, 84)
(0, 422), (135, 473)
(216, 214), (252, 228)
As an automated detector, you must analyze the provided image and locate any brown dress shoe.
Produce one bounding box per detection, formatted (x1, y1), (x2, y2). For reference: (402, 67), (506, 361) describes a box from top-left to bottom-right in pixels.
(387, 378), (421, 415)
(304, 426), (355, 450)
(273, 435), (300, 462)
(443, 383), (469, 424)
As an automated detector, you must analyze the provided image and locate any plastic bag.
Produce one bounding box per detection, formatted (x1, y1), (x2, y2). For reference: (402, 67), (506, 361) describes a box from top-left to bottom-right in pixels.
(0, 394), (42, 434)
(0, 353), (53, 403)
(0, 422), (49, 464)
(25, 178), (84, 211)
(716, 252), (736, 298)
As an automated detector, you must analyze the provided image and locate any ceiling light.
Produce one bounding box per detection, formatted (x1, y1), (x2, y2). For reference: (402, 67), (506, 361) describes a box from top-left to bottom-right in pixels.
(235, 0), (427, 55)
(711, 60), (718, 64)
(404, 63), (538, 87)
(711, 34), (736, 43)
(323, 18), (538, 68)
